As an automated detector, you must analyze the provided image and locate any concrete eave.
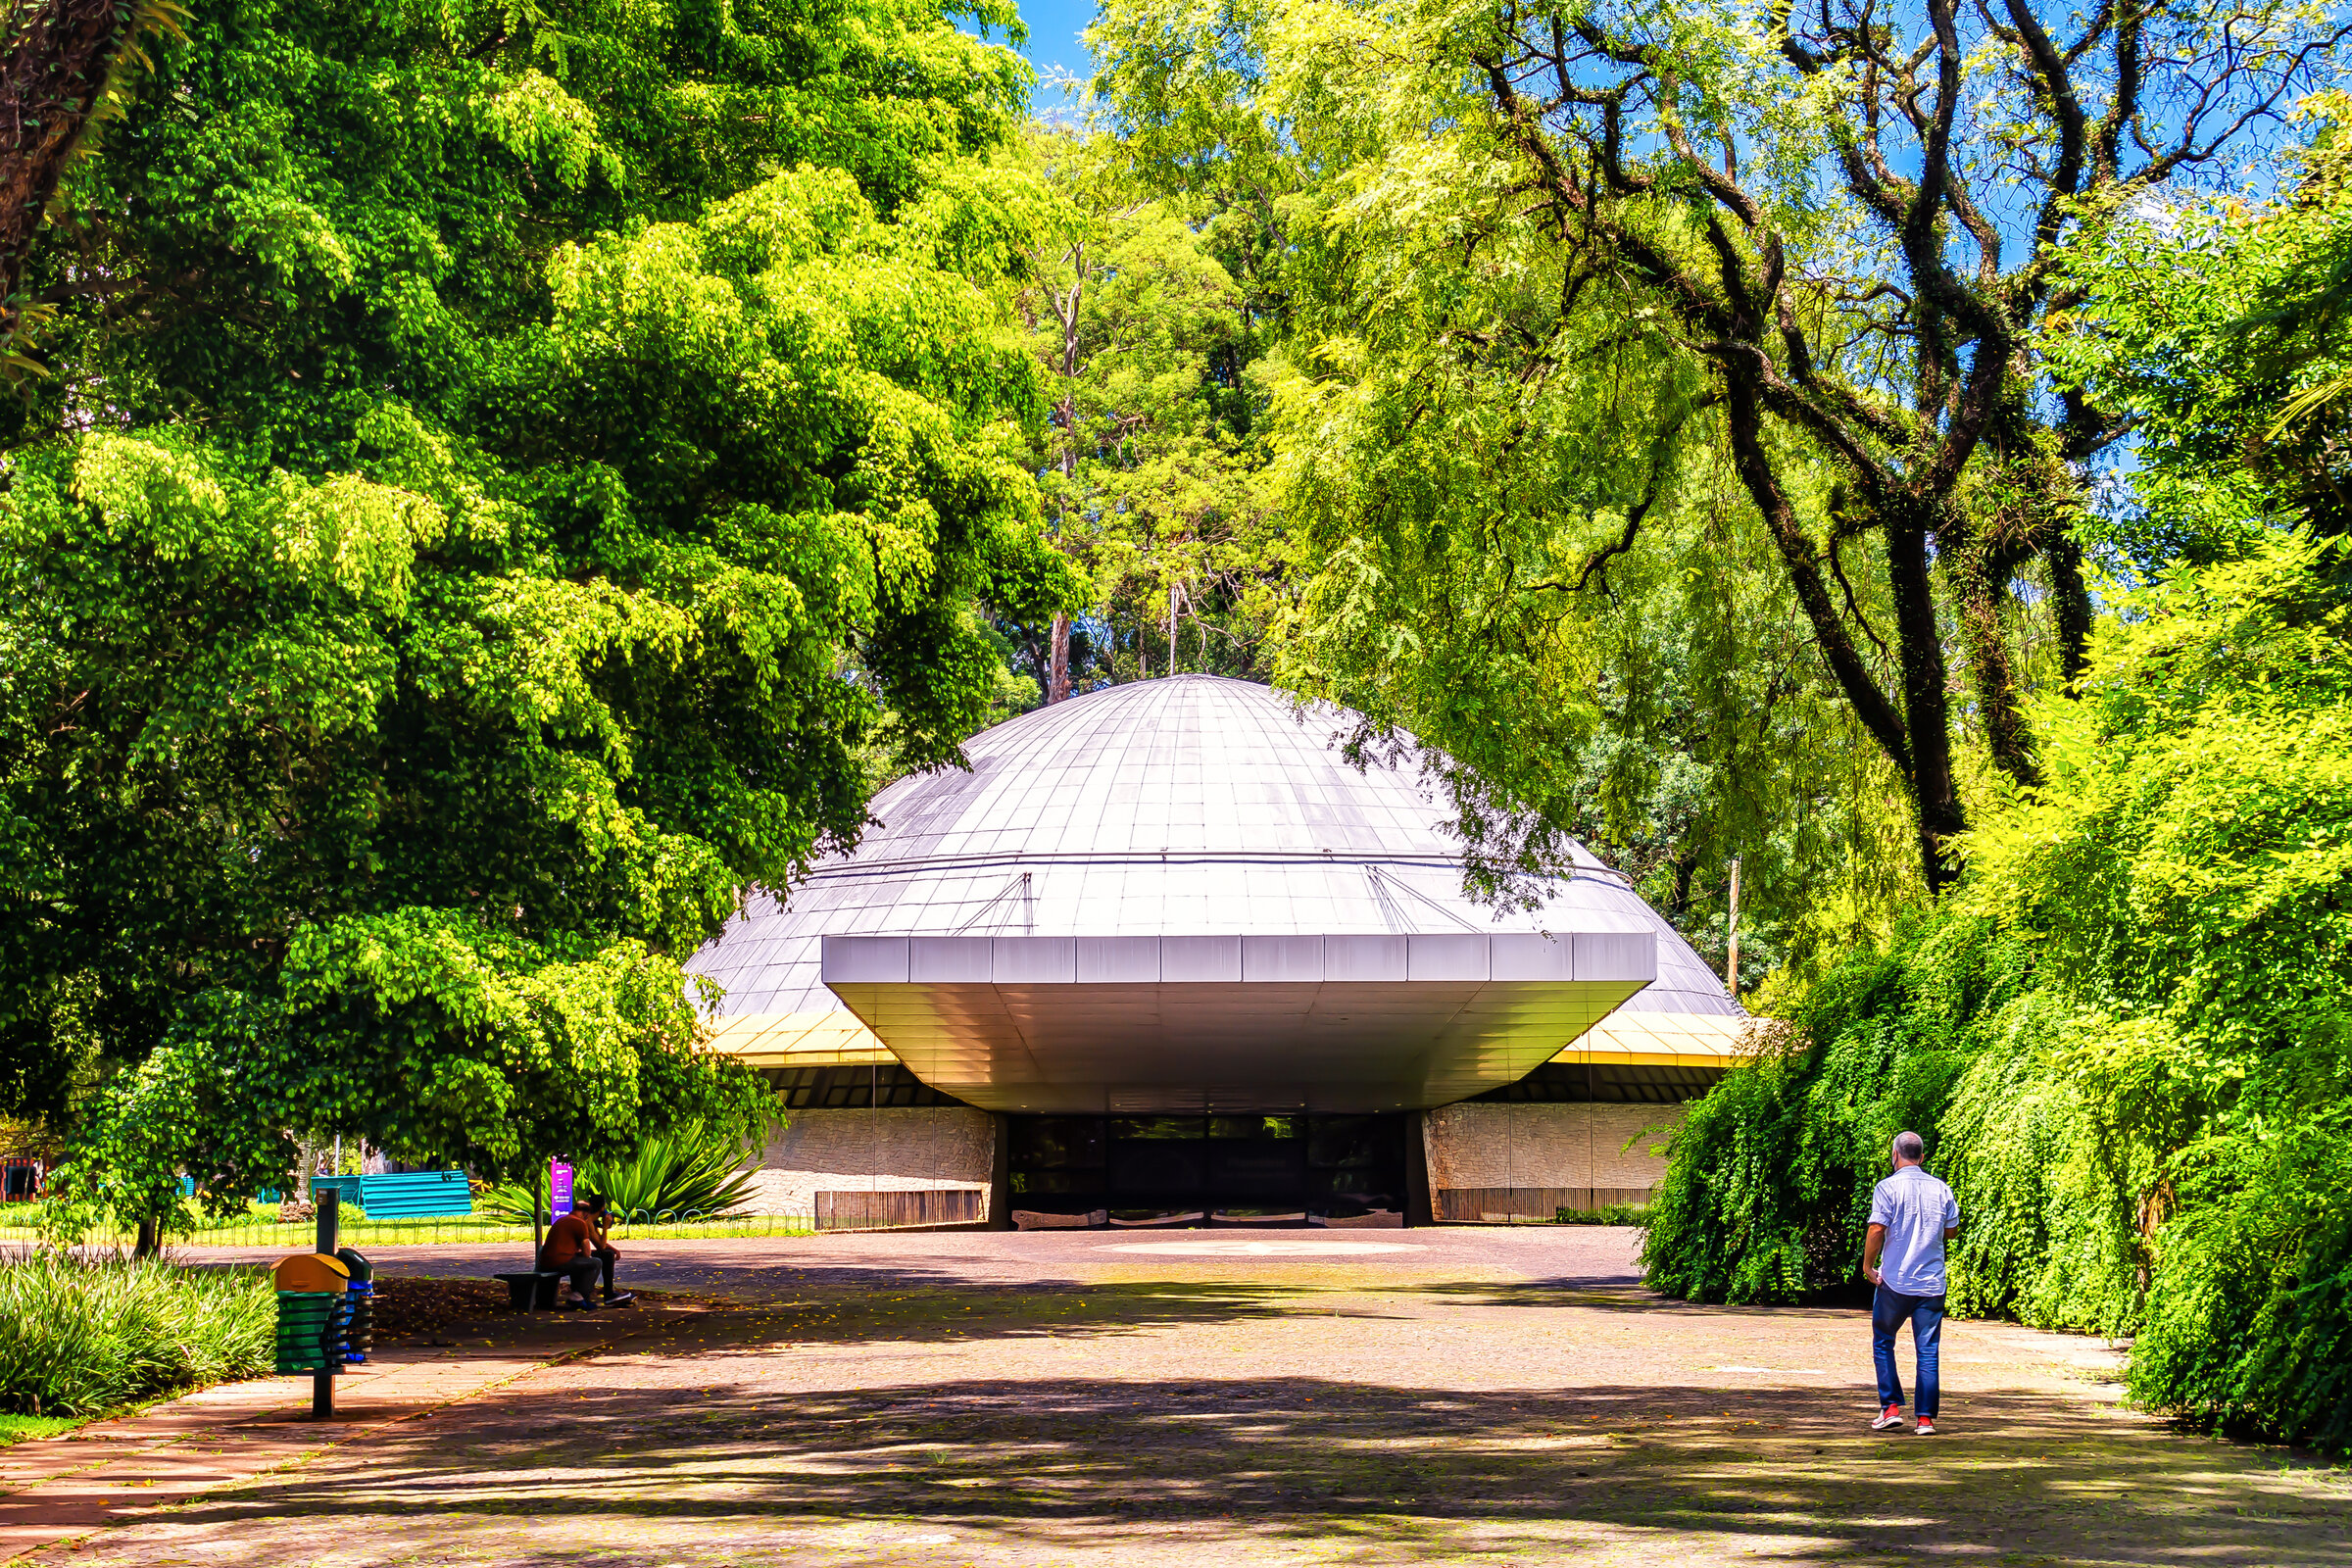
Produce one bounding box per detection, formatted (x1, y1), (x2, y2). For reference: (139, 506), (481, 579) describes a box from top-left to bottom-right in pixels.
(819, 931), (1657, 1115)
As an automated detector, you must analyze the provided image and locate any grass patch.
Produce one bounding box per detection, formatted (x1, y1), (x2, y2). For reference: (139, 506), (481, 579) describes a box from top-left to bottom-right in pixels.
(0, 1251), (274, 1417)
(1554, 1203), (1650, 1226)
(0, 1411), (83, 1445)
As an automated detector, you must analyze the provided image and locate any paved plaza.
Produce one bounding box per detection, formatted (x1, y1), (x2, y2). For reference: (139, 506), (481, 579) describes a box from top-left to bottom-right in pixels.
(12, 1228), (2351, 1566)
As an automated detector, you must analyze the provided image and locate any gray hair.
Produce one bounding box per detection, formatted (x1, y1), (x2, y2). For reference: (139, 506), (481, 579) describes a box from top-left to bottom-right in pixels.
(1892, 1130), (1926, 1163)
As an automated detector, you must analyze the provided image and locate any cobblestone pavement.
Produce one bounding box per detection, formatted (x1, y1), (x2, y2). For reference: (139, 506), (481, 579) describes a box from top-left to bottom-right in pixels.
(0, 1309), (679, 1559)
(26, 1229), (2352, 1567)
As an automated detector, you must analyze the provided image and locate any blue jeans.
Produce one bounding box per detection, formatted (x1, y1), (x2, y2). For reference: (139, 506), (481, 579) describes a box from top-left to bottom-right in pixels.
(1872, 1286), (1944, 1418)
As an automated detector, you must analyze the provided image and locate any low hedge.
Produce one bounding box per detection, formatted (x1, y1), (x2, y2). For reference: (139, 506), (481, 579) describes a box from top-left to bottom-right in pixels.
(0, 1252), (274, 1416)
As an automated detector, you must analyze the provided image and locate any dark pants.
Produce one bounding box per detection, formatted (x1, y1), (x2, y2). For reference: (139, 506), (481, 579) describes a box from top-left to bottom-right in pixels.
(545, 1253), (597, 1300)
(541, 1247), (619, 1301)
(1872, 1286), (1945, 1418)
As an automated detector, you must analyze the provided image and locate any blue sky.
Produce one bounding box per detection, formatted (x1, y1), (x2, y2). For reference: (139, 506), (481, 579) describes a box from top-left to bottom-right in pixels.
(986, 0), (1097, 117)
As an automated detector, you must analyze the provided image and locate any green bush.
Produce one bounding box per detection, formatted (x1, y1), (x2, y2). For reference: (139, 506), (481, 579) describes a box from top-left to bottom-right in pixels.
(0, 1253), (274, 1416)
(1644, 532), (2352, 1450)
(2128, 1115), (2352, 1450)
(1554, 1203), (1649, 1226)
(1642, 913), (2029, 1304)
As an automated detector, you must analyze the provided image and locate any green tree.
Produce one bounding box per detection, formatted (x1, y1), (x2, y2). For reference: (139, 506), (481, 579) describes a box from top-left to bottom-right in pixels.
(1643, 143), (2352, 1448)
(2049, 90), (2352, 564)
(1001, 130), (1284, 697)
(0, 0), (1080, 1237)
(1094, 0), (2348, 891)
(0, 0), (186, 365)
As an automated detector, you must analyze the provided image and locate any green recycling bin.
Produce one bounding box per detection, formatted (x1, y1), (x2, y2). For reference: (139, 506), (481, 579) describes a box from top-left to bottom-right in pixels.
(274, 1292), (346, 1376)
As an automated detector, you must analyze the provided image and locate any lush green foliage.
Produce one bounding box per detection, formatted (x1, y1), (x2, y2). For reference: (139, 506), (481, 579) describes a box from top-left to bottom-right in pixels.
(1644, 91), (2352, 1450)
(0, 1252), (272, 1416)
(2049, 92), (2352, 566)
(1092, 0), (2341, 903)
(1645, 527), (2352, 1448)
(0, 0), (1081, 1228)
(996, 130), (1284, 694)
(1642, 914), (2034, 1303)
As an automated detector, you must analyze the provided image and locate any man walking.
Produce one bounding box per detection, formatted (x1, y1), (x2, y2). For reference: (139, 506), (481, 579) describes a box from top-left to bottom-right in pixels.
(1862, 1130), (1959, 1434)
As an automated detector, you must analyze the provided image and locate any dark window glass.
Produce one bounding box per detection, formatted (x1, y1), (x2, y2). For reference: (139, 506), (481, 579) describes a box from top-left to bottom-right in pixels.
(1209, 1115), (1297, 1140)
(1209, 1143), (1307, 1198)
(1306, 1116), (1385, 1168)
(1010, 1118), (1105, 1169)
(1008, 1171), (1102, 1196)
(761, 1064), (969, 1110)
(1466, 1062), (1727, 1103)
(1111, 1116), (1208, 1141)
(1107, 1140), (1206, 1193)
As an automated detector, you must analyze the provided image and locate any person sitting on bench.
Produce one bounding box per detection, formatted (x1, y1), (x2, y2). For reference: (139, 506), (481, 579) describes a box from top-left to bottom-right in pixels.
(539, 1193), (632, 1308)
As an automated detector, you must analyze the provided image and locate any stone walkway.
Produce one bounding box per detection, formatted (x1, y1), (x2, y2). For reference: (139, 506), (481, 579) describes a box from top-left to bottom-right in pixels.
(0, 1307), (679, 1560)
(13, 1230), (2352, 1566)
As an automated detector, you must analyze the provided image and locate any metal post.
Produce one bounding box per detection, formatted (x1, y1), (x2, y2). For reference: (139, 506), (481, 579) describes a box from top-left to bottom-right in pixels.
(313, 1189), (338, 1420)
(1725, 856), (1742, 1003)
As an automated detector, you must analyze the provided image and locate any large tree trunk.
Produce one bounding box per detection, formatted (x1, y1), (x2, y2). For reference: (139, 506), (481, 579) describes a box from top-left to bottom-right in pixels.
(0, 0), (145, 347)
(1049, 612), (1069, 703)
(1884, 502), (1965, 892)
(1952, 526), (2043, 789)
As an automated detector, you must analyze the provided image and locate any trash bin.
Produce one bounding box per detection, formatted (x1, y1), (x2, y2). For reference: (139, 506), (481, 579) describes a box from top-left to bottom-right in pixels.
(274, 1292), (345, 1375)
(335, 1248), (374, 1363)
(270, 1251), (352, 1376)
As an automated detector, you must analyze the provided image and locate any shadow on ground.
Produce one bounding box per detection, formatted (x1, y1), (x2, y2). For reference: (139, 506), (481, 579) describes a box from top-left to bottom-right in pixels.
(114, 1372), (2352, 1566)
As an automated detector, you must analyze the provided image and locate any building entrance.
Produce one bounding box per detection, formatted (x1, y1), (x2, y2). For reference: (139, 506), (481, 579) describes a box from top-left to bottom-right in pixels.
(1004, 1113), (1410, 1224)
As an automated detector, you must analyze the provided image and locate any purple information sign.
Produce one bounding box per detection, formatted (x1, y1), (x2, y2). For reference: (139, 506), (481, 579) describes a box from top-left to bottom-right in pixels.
(550, 1160), (573, 1218)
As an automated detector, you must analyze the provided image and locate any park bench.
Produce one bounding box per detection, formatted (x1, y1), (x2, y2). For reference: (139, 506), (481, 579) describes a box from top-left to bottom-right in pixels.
(494, 1266), (636, 1311)
(493, 1270), (565, 1311)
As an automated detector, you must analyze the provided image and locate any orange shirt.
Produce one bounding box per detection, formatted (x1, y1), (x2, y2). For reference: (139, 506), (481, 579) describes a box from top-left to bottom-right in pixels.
(543, 1212), (593, 1265)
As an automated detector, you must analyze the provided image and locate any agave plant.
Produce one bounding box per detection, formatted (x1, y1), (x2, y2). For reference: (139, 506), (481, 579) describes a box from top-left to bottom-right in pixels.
(482, 1122), (767, 1227)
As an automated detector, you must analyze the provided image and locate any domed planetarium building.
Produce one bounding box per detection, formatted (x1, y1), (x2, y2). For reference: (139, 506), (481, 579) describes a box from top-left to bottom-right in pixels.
(692, 675), (1747, 1228)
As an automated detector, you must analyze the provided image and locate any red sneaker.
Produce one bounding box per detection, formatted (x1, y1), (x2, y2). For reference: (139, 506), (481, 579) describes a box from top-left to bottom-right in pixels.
(1914, 1418), (1937, 1436)
(1870, 1404), (1906, 1431)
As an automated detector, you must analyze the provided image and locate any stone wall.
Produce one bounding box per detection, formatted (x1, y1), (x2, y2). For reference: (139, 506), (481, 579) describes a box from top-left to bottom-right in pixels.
(747, 1106), (996, 1220)
(1423, 1102), (1685, 1203)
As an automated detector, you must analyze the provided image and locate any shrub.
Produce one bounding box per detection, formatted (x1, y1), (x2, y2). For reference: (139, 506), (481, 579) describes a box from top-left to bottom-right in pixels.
(1644, 534), (2352, 1450)
(0, 1253), (274, 1416)
(1641, 914), (2030, 1304)
(2129, 1115), (2352, 1450)
(482, 1120), (767, 1226)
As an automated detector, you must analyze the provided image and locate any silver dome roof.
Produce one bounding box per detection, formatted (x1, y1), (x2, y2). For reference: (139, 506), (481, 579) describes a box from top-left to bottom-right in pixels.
(690, 675), (1738, 1025)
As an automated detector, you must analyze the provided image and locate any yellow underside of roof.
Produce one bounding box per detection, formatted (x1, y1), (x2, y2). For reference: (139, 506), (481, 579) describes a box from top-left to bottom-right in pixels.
(703, 1011), (896, 1069)
(708, 1006), (1755, 1076)
(1552, 1010), (1753, 1069)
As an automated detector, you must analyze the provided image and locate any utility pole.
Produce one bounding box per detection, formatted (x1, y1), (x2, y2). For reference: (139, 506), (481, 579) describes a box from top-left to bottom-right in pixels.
(1725, 856), (1742, 1003)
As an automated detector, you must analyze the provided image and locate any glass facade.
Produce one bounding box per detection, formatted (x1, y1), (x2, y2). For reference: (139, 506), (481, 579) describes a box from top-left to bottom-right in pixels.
(1005, 1111), (1410, 1221)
